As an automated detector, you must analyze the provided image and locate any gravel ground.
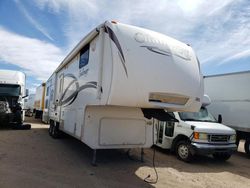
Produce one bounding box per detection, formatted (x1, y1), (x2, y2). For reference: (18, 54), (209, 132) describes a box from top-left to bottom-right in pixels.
(0, 117), (249, 188)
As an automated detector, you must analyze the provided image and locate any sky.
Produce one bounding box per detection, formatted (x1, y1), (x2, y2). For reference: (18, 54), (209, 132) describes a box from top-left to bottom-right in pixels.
(0, 0), (250, 93)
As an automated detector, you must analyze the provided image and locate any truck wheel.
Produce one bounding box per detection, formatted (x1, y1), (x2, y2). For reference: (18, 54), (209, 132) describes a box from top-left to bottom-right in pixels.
(213, 152), (231, 161)
(175, 140), (193, 162)
(244, 138), (250, 155)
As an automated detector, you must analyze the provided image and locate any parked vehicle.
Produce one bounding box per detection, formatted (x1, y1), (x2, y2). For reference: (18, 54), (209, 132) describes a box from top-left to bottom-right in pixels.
(204, 71), (250, 156)
(24, 94), (35, 117)
(155, 95), (237, 162)
(42, 75), (55, 124)
(34, 83), (46, 119)
(46, 21), (204, 164)
(0, 69), (28, 126)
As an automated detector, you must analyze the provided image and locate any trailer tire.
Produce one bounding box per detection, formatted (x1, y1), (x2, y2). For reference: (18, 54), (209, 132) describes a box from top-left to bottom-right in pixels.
(51, 122), (60, 139)
(213, 152), (231, 161)
(244, 138), (250, 155)
(49, 121), (54, 136)
(175, 140), (193, 162)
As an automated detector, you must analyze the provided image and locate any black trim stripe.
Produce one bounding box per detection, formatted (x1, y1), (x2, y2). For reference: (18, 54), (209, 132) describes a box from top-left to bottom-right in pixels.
(104, 26), (128, 77)
(104, 26), (125, 62)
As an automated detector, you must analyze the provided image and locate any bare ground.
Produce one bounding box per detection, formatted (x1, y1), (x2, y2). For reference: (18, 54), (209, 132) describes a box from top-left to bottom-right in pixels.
(0, 117), (249, 188)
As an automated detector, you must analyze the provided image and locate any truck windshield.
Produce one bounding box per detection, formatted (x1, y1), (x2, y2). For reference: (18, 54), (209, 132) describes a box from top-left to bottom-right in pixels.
(178, 107), (217, 122)
(0, 84), (21, 97)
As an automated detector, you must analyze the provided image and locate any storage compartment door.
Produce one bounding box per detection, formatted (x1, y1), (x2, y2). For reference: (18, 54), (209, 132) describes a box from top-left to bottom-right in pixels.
(99, 118), (146, 146)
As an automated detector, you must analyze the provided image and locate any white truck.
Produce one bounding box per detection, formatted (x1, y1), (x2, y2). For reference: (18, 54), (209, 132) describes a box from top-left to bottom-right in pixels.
(34, 83), (46, 119)
(0, 69), (28, 126)
(155, 95), (237, 162)
(204, 71), (250, 156)
(46, 21), (204, 164)
(24, 94), (35, 117)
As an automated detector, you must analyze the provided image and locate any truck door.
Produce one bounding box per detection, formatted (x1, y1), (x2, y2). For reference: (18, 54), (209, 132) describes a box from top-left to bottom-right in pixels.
(156, 112), (176, 148)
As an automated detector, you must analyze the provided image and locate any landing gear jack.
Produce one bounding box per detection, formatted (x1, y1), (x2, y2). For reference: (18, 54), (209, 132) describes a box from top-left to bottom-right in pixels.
(141, 148), (144, 162)
(92, 149), (97, 166)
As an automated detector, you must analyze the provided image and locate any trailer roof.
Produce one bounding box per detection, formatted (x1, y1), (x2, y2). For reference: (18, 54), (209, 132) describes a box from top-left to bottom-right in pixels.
(204, 70), (250, 78)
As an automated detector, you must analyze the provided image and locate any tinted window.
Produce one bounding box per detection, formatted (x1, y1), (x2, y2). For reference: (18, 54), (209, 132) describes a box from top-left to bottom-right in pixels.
(178, 107), (216, 122)
(0, 84), (20, 97)
(79, 44), (90, 68)
(45, 99), (48, 109)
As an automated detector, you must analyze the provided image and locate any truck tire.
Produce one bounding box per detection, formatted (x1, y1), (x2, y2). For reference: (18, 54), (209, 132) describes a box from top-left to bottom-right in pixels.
(244, 138), (250, 155)
(213, 152), (231, 161)
(175, 140), (194, 162)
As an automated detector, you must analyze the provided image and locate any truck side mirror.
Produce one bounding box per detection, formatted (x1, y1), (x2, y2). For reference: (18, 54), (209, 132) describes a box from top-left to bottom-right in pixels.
(22, 89), (29, 98)
(25, 89), (29, 96)
(218, 114), (222, 123)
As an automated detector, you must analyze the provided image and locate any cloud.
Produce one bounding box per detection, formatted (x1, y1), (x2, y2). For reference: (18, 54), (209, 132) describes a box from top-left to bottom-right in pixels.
(0, 27), (64, 80)
(190, 0), (250, 65)
(219, 49), (250, 65)
(33, 0), (250, 69)
(15, 0), (54, 41)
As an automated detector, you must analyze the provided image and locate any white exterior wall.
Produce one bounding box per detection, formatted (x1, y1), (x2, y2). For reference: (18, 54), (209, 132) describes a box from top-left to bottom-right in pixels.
(204, 71), (250, 131)
(34, 84), (45, 111)
(83, 106), (153, 149)
(54, 35), (104, 137)
(24, 94), (35, 110)
(104, 22), (203, 111)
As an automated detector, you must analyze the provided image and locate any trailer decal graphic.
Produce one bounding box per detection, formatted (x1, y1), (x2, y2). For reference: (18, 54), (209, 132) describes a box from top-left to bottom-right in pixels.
(141, 45), (191, 60)
(59, 74), (97, 106)
(140, 45), (172, 56)
(104, 26), (128, 77)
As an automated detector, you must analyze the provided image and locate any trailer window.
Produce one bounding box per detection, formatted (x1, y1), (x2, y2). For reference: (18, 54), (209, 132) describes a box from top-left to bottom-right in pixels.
(79, 44), (90, 68)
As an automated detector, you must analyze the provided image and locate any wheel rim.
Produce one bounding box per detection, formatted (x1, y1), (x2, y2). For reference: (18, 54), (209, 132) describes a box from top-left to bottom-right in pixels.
(178, 144), (189, 159)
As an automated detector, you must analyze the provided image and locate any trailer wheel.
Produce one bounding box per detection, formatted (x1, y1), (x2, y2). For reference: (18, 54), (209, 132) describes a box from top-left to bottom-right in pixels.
(49, 121), (54, 136)
(244, 138), (250, 155)
(175, 140), (193, 162)
(51, 122), (60, 139)
(213, 152), (231, 161)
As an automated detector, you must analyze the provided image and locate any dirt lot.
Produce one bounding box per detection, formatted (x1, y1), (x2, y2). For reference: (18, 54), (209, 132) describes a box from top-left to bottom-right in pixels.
(0, 117), (250, 188)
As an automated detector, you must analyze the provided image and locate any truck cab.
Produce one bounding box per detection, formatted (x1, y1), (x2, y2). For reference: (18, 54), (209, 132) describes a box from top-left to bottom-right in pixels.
(0, 70), (28, 126)
(155, 95), (237, 162)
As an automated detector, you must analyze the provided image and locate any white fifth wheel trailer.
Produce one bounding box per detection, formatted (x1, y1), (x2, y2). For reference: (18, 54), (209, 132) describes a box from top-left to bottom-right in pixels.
(204, 71), (250, 156)
(47, 21), (204, 164)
